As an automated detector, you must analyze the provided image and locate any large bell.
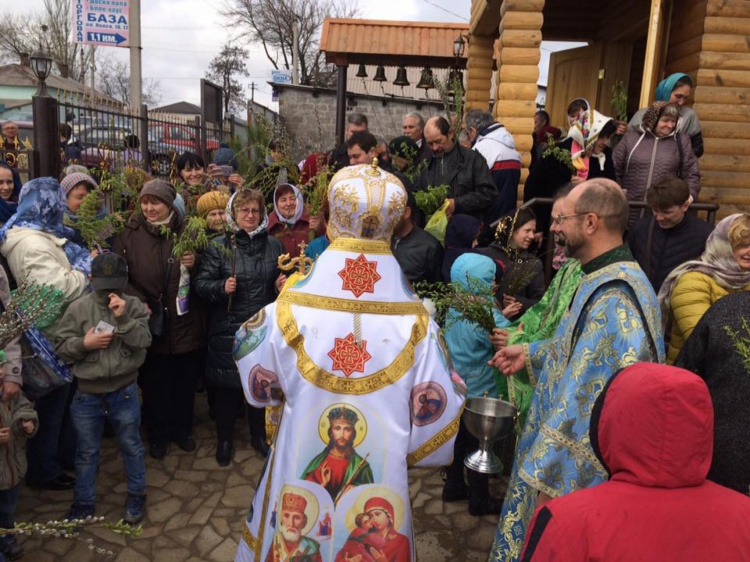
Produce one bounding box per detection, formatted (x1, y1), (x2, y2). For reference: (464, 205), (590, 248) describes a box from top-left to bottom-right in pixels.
(373, 65), (387, 82)
(393, 66), (410, 87)
(416, 67), (434, 90)
(355, 63), (368, 78)
(448, 70), (464, 94)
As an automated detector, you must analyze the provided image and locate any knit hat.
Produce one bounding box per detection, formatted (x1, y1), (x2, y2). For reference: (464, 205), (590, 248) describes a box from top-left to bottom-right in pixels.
(140, 179), (176, 207)
(197, 191), (230, 218)
(212, 143), (238, 171)
(60, 172), (99, 196)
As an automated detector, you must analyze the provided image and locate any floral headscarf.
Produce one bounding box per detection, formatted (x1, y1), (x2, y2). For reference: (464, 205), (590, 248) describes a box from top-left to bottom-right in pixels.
(564, 98), (613, 177)
(0, 177), (92, 275)
(658, 214), (750, 326)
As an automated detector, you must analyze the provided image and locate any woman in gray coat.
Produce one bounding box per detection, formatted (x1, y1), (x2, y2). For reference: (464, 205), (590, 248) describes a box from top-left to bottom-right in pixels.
(614, 102), (700, 227)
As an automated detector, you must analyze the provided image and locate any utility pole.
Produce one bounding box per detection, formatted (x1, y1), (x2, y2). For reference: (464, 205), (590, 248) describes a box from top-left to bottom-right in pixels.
(292, 18), (299, 85)
(250, 82), (256, 103)
(129, 0), (142, 108)
(90, 46), (96, 95)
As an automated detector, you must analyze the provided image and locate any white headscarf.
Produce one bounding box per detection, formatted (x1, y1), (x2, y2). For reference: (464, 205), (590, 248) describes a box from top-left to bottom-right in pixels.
(272, 183), (304, 226)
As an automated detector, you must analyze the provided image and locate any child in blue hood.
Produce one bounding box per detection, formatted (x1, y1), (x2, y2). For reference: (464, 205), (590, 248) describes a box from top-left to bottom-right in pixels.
(443, 253), (513, 516)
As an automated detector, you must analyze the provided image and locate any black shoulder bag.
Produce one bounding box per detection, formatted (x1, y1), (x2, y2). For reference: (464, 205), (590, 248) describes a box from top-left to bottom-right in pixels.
(148, 257), (173, 338)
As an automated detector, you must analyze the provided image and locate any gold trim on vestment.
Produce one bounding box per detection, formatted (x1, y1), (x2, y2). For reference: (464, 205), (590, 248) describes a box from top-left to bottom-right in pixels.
(278, 291), (427, 315)
(329, 237), (392, 255)
(407, 406), (463, 467)
(522, 342), (536, 387)
(277, 302), (428, 394)
(242, 525), (259, 552)
(540, 424), (607, 474)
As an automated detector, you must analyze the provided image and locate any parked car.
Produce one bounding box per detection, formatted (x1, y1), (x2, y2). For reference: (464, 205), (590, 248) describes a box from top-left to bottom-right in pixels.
(148, 122), (220, 152)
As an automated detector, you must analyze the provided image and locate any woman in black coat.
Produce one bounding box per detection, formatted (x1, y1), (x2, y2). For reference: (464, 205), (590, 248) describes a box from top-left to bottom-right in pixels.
(675, 291), (750, 495)
(193, 189), (285, 466)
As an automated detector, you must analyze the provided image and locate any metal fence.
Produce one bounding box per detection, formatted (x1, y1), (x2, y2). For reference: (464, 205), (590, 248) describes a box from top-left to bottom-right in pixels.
(54, 92), (233, 180)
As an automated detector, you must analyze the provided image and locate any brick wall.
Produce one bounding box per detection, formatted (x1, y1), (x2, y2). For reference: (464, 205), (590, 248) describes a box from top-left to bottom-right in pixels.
(276, 84), (446, 160)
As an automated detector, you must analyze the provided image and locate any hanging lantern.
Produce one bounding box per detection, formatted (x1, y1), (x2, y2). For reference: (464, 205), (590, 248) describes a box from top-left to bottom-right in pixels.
(393, 66), (410, 87)
(356, 63), (368, 78)
(416, 67), (435, 90)
(373, 65), (387, 82)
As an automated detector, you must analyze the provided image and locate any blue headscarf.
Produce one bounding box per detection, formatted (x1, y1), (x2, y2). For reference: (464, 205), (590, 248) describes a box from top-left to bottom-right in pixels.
(0, 177), (92, 275)
(0, 162), (21, 223)
(655, 73), (690, 102)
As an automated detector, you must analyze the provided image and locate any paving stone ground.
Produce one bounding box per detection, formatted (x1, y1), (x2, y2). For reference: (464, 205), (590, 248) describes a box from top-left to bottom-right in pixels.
(16, 396), (506, 561)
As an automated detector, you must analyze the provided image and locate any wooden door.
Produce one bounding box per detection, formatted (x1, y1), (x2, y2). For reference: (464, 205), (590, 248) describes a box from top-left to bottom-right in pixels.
(597, 42), (634, 120)
(547, 42), (633, 126)
(546, 44), (602, 129)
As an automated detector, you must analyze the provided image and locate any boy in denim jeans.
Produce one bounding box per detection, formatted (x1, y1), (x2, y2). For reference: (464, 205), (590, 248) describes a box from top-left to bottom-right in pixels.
(55, 253), (151, 524)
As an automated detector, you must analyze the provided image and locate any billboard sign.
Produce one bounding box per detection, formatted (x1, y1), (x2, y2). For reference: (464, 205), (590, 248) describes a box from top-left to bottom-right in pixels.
(72, 0), (130, 47)
(270, 70), (293, 85)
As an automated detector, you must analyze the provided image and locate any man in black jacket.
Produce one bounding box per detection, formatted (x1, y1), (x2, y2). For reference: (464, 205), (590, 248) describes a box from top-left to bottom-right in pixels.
(628, 176), (713, 292)
(415, 116), (497, 221)
(391, 191), (443, 284)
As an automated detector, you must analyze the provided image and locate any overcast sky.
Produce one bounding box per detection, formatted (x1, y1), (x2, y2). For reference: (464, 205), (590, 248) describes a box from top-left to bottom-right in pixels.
(17, 0), (575, 110)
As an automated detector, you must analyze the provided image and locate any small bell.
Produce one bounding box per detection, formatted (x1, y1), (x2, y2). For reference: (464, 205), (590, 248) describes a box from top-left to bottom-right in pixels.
(416, 67), (434, 90)
(393, 66), (410, 87)
(356, 63), (368, 78)
(373, 65), (387, 82)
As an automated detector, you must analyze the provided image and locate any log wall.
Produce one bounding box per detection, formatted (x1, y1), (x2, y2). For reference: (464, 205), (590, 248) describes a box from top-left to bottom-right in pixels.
(492, 0), (544, 189)
(465, 34), (496, 112)
(691, 0), (750, 211)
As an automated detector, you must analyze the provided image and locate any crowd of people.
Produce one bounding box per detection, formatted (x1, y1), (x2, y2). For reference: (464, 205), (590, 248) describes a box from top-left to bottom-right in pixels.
(0, 68), (748, 562)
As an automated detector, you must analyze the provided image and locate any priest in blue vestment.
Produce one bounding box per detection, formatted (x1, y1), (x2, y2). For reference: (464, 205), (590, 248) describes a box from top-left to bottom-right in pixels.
(488, 178), (664, 561)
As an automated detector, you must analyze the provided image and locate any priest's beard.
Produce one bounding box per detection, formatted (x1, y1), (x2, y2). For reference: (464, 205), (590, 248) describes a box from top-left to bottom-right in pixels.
(281, 524), (301, 545)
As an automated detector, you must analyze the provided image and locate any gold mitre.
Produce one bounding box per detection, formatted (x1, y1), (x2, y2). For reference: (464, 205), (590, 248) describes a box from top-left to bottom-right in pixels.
(326, 160), (407, 242)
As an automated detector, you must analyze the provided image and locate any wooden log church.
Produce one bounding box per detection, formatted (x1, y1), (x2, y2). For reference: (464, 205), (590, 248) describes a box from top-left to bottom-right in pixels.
(466, 0), (750, 213)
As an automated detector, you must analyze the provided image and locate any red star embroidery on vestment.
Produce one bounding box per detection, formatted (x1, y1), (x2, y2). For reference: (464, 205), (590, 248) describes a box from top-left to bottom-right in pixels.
(338, 254), (381, 298)
(327, 334), (372, 377)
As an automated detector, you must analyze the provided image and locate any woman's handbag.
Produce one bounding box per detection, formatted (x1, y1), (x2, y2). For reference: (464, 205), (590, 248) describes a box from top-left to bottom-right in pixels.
(20, 326), (74, 401)
(148, 258), (173, 338)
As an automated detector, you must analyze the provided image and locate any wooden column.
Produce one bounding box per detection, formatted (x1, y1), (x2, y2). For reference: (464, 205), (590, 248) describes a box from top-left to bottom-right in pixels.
(639, 0), (671, 108)
(695, 0), (750, 212)
(493, 0), (544, 190)
(465, 34), (496, 112)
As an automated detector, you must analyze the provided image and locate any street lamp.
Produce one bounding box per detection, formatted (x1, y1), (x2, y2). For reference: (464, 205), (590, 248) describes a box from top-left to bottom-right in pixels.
(30, 49), (53, 97)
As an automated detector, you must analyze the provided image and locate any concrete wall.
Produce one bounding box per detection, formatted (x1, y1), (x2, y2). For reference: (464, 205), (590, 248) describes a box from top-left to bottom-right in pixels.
(276, 84), (446, 160)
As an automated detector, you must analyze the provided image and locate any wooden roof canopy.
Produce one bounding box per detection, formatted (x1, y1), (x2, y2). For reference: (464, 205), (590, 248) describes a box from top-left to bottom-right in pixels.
(320, 19), (470, 69)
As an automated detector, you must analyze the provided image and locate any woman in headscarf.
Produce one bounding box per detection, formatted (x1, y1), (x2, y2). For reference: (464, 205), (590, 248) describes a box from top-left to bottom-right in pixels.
(476, 207), (545, 320)
(614, 101), (701, 227)
(112, 179), (206, 460)
(0, 162), (21, 226)
(523, 98), (616, 236)
(441, 214), (482, 283)
(193, 189), (286, 465)
(0, 177), (91, 492)
(629, 72), (703, 157)
(659, 213), (750, 364)
(267, 183), (324, 258)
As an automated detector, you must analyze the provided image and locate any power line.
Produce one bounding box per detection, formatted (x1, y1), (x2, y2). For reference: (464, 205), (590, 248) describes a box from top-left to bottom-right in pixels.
(420, 0), (469, 21)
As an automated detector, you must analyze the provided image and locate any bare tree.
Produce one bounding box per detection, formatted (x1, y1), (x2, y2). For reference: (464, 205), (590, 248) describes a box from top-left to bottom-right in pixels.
(0, 3), (92, 80)
(205, 43), (249, 115)
(0, 12), (38, 64)
(96, 52), (163, 106)
(222, 0), (359, 87)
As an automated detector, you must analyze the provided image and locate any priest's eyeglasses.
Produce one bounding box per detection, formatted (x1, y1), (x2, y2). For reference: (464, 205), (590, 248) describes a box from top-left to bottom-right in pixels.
(551, 213), (588, 225)
(552, 212), (611, 225)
